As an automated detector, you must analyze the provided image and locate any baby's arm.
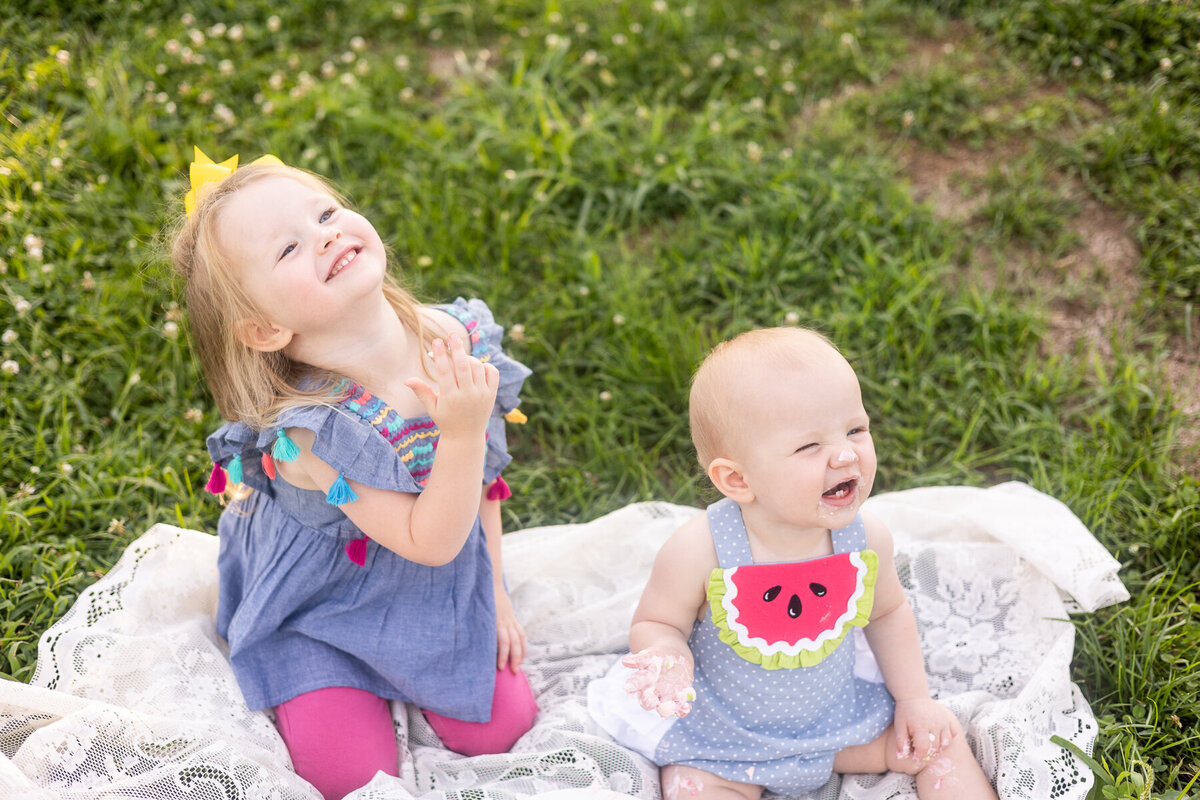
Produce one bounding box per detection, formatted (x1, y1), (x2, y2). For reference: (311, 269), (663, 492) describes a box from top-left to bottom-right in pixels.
(480, 487), (526, 672)
(625, 512), (715, 717)
(283, 335), (499, 566)
(861, 511), (962, 763)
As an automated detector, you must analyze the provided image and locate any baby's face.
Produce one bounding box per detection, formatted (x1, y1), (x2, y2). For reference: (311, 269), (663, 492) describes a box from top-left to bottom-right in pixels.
(730, 356), (876, 533)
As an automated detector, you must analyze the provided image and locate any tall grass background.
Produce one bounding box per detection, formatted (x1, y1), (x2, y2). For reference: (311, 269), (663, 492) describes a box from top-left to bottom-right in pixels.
(1, 1), (1196, 797)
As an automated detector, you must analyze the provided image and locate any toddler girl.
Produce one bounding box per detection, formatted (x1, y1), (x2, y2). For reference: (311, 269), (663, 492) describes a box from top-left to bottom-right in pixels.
(589, 328), (997, 800)
(172, 148), (537, 799)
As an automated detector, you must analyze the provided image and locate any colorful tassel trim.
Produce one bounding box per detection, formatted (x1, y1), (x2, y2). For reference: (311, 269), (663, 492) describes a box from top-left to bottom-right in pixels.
(504, 408), (527, 424)
(226, 454), (243, 485)
(345, 535), (369, 566)
(326, 473), (359, 505)
(205, 462), (227, 494)
(272, 429), (300, 462)
(487, 474), (513, 501)
(261, 452), (277, 480)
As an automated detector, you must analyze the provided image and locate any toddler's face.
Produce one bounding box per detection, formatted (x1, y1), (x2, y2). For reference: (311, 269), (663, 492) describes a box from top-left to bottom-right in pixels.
(217, 175), (387, 339)
(730, 356), (876, 533)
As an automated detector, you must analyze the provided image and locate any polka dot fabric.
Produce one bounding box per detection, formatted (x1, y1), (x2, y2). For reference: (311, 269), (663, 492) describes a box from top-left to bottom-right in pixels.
(651, 498), (894, 795)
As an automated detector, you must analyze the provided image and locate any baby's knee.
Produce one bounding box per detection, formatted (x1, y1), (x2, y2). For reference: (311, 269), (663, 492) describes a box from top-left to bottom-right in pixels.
(885, 732), (969, 778)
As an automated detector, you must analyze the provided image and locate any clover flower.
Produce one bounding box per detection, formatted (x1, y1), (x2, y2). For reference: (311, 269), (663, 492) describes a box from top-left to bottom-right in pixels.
(2, 360), (18, 375)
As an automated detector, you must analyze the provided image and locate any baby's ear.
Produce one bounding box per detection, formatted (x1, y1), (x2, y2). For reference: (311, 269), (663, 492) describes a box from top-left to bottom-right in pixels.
(234, 318), (293, 352)
(707, 457), (754, 503)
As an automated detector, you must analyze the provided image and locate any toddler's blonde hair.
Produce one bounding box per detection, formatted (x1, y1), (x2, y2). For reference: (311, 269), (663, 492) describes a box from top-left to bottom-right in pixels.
(170, 161), (428, 429)
(689, 327), (843, 468)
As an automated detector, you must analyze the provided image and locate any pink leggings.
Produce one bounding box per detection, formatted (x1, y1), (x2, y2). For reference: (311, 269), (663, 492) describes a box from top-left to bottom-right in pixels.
(274, 670), (537, 800)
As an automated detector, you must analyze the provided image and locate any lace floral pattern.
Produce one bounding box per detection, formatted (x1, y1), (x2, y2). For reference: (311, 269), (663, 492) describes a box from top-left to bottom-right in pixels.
(0, 483), (1124, 800)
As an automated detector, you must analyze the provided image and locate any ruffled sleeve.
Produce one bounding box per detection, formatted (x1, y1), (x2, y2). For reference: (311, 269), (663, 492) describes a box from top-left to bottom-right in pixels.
(436, 297), (532, 484)
(206, 402), (425, 498)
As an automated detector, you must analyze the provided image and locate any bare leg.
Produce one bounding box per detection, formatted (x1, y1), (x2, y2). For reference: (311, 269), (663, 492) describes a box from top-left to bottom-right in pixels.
(833, 725), (998, 800)
(660, 765), (762, 800)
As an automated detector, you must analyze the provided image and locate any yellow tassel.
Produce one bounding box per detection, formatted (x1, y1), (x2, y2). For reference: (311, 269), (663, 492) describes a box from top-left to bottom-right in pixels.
(504, 408), (527, 424)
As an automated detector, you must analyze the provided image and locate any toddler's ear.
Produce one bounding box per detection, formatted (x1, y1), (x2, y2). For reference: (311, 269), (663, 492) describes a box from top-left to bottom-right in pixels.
(234, 318), (294, 352)
(707, 458), (754, 503)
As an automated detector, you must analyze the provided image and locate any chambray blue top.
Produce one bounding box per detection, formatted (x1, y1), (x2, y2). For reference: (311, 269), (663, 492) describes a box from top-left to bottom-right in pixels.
(207, 298), (531, 721)
(653, 498), (894, 794)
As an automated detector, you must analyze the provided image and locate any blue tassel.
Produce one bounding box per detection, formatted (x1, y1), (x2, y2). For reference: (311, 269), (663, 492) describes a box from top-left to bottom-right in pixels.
(226, 454), (243, 485)
(325, 473), (359, 505)
(272, 429), (300, 463)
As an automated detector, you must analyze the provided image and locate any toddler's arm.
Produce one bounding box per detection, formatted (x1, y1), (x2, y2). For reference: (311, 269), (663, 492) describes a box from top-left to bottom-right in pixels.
(861, 512), (962, 763)
(625, 512), (715, 717)
(480, 487), (526, 672)
(283, 334), (499, 566)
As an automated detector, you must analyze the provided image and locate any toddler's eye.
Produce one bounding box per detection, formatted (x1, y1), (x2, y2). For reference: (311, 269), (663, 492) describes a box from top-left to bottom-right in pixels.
(795, 443), (818, 454)
(319, 207), (336, 223)
(277, 243), (296, 261)
(849, 427), (868, 436)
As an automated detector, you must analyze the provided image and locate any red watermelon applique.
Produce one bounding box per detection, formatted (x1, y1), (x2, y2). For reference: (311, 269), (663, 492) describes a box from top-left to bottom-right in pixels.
(708, 550), (878, 670)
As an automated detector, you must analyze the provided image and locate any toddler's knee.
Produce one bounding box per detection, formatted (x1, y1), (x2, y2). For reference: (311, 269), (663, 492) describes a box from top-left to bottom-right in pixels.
(425, 668), (538, 756)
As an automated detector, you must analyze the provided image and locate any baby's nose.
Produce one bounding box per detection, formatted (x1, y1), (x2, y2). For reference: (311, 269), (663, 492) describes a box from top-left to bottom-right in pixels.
(831, 448), (858, 467)
(321, 229), (342, 250)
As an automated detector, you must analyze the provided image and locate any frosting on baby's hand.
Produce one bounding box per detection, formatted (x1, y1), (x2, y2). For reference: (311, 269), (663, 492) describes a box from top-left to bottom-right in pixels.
(621, 649), (696, 718)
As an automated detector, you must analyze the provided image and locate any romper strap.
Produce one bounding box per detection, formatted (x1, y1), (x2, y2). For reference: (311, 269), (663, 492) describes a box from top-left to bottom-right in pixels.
(831, 513), (868, 554)
(705, 498), (754, 568)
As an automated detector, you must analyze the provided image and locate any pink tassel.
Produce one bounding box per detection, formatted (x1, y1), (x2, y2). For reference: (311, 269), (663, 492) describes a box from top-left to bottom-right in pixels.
(345, 536), (368, 566)
(261, 452), (277, 480)
(205, 463), (227, 494)
(487, 474), (512, 501)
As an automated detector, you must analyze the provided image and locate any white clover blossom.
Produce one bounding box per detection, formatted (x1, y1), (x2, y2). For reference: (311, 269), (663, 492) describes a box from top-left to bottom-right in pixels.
(14, 297), (31, 314)
(2, 329), (16, 344)
(185, 407), (204, 424)
(2, 360), (18, 375)
(163, 321), (180, 338)
(227, 23), (244, 41)
(267, 15), (281, 32)
(599, 390), (612, 402)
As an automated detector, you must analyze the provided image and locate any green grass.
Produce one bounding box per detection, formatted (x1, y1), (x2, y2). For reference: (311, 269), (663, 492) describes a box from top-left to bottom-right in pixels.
(2, 1), (1197, 796)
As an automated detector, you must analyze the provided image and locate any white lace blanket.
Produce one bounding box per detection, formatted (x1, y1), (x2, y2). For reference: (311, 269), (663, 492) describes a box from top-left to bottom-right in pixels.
(0, 482), (1127, 800)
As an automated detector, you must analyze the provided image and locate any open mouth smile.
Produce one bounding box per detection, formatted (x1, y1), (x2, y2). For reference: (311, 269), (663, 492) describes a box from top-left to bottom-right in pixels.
(821, 477), (859, 506)
(327, 248), (359, 281)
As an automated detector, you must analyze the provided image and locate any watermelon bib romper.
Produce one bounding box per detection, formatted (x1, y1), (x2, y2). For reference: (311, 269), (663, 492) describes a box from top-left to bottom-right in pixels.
(637, 498), (894, 794)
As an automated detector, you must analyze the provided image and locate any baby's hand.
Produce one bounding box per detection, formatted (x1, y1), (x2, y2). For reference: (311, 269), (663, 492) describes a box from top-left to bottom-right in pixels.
(406, 335), (499, 438)
(892, 697), (962, 766)
(621, 648), (696, 718)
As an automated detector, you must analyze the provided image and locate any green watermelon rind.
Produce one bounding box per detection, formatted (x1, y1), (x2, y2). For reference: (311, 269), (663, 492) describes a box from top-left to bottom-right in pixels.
(708, 549), (879, 670)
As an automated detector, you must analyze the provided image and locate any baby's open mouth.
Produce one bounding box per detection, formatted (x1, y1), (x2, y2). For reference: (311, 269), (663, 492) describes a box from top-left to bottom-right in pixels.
(822, 478), (857, 500)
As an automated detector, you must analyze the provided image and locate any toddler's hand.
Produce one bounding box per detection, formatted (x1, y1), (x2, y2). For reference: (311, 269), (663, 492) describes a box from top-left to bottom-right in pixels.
(892, 697), (962, 766)
(621, 648), (696, 718)
(406, 335), (499, 438)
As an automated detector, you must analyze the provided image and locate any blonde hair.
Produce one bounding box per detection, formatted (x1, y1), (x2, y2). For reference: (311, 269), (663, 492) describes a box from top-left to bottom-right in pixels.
(170, 161), (429, 429)
(689, 327), (843, 468)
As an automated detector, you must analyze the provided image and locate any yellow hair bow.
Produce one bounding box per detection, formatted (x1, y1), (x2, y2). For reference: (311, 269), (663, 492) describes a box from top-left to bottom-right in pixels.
(184, 146), (284, 217)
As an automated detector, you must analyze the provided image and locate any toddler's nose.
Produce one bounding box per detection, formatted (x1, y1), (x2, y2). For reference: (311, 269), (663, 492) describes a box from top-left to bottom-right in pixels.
(321, 229), (342, 251)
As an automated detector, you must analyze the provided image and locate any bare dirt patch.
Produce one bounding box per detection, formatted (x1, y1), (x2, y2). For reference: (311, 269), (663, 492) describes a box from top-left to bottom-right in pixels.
(900, 139), (1199, 473)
